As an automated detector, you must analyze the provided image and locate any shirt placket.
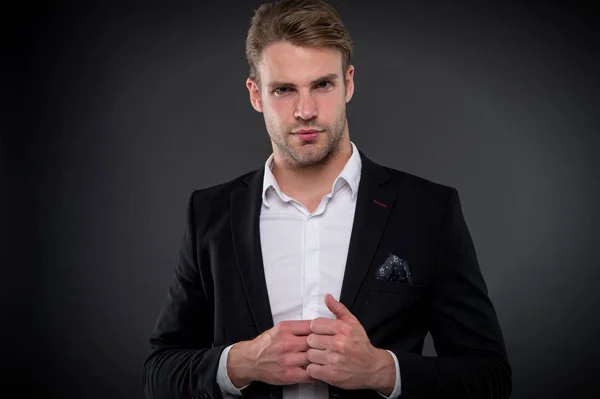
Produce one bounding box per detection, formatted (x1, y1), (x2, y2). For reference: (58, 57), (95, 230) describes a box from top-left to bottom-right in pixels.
(302, 213), (320, 320)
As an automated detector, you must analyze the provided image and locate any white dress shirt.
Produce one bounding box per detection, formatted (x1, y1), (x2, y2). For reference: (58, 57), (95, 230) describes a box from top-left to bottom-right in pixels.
(217, 142), (401, 399)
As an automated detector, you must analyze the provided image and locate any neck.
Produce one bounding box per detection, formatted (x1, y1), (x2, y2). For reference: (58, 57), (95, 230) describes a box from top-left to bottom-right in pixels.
(271, 136), (353, 203)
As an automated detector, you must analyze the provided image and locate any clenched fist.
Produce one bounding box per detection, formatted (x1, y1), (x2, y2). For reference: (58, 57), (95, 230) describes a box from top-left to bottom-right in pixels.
(306, 294), (396, 396)
(227, 320), (317, 387)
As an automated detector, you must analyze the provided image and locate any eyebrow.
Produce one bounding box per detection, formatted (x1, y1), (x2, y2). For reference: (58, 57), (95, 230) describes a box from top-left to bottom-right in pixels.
(267, 73), (339, 90)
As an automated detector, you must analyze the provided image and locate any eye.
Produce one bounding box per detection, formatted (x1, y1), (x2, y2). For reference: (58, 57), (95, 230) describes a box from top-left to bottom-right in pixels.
(316, 80), (333, 89)
(274, 87), (293, 95)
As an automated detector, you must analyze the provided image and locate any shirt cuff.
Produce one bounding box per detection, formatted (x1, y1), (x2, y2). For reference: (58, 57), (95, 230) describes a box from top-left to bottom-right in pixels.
(378, 350), (401, 399)
(217, 344), (249, 398)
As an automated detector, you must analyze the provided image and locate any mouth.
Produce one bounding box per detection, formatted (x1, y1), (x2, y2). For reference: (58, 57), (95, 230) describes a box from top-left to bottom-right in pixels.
(292, 129), (322, 142)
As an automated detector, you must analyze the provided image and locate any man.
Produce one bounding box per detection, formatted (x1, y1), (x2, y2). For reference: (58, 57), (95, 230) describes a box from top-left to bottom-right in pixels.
(143, 0), (512, 398)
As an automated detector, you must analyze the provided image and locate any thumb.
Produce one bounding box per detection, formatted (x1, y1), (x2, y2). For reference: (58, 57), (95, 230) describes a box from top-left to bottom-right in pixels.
(325, 294), (357, 322)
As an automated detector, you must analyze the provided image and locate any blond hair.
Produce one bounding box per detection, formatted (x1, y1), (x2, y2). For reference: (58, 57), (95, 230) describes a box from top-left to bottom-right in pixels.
(245, 0), (353, 84)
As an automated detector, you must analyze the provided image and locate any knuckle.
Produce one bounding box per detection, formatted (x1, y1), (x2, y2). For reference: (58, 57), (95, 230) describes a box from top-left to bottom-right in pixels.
(331, 340), (344, 353)
(280, 336), (289, 353)
(282, 321), (291, 331)
(329, 369), (338, 381)
(328, 353), (339, 366)
(276, 340), (289, 356)
(282, 368), (295, 382)
(340, 323), (352, 336)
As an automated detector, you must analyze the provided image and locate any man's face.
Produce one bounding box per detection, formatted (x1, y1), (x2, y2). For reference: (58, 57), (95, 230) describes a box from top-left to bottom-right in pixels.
(247, 41), (354, 168)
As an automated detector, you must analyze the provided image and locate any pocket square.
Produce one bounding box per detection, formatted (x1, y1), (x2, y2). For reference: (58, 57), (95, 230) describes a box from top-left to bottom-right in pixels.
(375, 254), (413, 284)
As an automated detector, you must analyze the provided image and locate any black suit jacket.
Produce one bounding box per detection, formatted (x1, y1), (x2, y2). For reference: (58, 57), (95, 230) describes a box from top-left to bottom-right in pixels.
(143, 152), (511, 399)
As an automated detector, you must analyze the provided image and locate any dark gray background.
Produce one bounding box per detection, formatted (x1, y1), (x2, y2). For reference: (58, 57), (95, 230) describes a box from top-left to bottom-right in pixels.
(3, 0), (599, 398)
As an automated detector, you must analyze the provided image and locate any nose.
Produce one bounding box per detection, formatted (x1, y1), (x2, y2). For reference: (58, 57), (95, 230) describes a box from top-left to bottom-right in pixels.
(294, 90), (318, 121)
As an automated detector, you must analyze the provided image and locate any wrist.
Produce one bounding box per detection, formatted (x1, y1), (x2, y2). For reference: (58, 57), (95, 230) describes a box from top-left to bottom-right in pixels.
(369, 348), (396, 396)
(227, 340), (255, 388)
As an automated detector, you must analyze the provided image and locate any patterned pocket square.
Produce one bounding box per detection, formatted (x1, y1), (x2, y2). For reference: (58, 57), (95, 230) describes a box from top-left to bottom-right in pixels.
(375, 254), (412, 284)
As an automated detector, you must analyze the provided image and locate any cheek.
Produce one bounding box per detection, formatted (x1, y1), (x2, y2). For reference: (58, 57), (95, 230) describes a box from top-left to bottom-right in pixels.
(265, 98), (295, 125)
(314, 94), (342, 119)
(268, 97), (293, 115)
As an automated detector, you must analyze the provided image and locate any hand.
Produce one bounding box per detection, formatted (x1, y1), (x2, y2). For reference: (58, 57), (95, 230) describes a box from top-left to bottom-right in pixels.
(305, 294), (396, 395)
(227, 320), (317, 388)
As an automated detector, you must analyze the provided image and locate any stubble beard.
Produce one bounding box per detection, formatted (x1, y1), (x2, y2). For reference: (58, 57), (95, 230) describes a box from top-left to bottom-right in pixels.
(265, 107), (347, 170)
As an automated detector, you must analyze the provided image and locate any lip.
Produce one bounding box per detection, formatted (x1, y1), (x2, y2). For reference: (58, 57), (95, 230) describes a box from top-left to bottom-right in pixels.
(293, 130), (322, 142)
(293, 129), (321, 134)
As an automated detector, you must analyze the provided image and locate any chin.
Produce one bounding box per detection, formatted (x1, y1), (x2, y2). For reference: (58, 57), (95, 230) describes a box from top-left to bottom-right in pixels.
(294, 149), (330, 166)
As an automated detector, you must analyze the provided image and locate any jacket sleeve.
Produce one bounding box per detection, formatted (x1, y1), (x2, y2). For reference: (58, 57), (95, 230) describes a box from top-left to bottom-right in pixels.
(392, 188), (512, 398)
(143, 191), (226, 399)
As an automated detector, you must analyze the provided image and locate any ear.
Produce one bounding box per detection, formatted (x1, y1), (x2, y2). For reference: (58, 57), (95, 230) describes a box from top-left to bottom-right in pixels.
(344, 65), (355, 103)
(246, 78), (263, 113)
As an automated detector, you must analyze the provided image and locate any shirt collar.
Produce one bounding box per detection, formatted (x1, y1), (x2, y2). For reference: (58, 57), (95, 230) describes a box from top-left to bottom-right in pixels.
(262, 141), (362, 207)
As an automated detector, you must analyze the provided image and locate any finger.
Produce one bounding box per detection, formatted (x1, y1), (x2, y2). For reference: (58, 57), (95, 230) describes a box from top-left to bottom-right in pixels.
(306, 348), (329, 365)
(277, 320), (313, 336)
(325, 294), (358, 323)
(310, 317), (345, 335)
(284, 352), (311, 368)
(306, 333), (331, 350)
(286, 335), (310, 352)
(286, 367), (318, 385)
(306, 363), (333, 384)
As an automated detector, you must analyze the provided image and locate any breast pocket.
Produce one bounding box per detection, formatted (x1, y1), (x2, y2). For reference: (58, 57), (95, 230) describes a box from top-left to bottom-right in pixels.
(370, 279), (425, 297)
(357, 279), (426, 338)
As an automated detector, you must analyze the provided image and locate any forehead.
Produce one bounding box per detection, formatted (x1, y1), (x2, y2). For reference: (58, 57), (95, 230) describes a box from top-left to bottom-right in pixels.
(258, 41), (343, 86)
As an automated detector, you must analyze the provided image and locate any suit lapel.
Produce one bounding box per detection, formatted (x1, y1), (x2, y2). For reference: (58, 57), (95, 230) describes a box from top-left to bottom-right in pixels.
(230, 169), (275, 334)
(339, 152), (397, 311)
